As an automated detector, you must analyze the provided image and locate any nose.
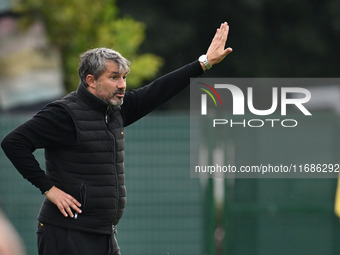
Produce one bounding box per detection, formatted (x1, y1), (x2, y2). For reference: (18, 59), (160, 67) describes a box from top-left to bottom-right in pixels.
(117, 77), (126, 89)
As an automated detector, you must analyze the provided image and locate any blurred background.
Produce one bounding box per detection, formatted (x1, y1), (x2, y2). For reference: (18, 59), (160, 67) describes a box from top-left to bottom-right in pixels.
(1, 0), (340, 254)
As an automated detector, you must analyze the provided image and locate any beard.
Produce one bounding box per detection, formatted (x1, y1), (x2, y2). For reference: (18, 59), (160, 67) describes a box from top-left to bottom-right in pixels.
(96, 82), (125, 107)
(108, 93), (124, 107)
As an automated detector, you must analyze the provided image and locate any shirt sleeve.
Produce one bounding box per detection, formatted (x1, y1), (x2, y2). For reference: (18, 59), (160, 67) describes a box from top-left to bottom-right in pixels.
(121, 60), (204, 126)
(1, 103), (77, 194)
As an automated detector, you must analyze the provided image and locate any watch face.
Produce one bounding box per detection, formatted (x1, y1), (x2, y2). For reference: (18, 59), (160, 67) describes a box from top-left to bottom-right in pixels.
(199, 55), (207, 62)
(199, 55), (211, 69)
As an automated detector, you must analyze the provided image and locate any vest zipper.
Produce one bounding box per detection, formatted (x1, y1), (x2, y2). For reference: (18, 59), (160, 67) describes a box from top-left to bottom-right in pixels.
(105, 106), (120, 226)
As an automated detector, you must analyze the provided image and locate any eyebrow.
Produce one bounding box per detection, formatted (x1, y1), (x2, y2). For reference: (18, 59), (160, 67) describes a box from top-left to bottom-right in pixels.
(110, 72), (121, 75)
(110, 71), (128, 76)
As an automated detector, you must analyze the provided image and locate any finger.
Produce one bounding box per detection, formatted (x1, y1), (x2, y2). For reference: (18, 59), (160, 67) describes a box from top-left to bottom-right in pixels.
(61, 209), (68, 217)
(64, 196), (82, 214)
(220, 23), (229, 42)
(224, 24), (230, 39)
(212, 26), (228, 48)
(69, 200), (82, 214)
(66, 194), (81, 208)
(214, 28), (221, 40)
(221, 47), (233, 59)
(220, 22), (227, 30)
(57, 203), (68, 217)
(225, 47), (233, 54)
(219, 22), (225, 33)
(61, 198), (77, 218)
(64, 204), (74, 218)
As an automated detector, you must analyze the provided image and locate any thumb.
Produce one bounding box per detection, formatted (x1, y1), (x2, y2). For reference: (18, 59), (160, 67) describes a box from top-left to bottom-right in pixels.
(214, 47), (233, 65)
(224, 47), (233, 56)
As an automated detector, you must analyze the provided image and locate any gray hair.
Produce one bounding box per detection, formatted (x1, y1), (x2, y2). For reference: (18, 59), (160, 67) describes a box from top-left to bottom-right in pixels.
(78, 48), (130, 86)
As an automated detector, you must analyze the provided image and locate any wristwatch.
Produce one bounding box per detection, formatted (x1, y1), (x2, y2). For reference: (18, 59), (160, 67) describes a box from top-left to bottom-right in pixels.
(199, 54), (212, 70)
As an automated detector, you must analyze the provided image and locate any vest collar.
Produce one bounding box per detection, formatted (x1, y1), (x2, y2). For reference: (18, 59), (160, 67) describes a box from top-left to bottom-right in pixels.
(76, 83), (109, 112)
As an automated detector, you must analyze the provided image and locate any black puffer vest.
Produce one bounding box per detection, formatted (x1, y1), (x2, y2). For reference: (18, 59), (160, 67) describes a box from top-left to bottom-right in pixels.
(38, 84), (126, 234)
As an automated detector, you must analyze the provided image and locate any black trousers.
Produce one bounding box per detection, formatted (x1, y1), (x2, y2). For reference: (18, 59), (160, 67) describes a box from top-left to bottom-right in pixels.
(37, 222), (121, 255)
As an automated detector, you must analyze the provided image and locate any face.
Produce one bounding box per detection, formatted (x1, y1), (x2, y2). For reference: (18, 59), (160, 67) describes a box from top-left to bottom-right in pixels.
(87, 61), (127, 107)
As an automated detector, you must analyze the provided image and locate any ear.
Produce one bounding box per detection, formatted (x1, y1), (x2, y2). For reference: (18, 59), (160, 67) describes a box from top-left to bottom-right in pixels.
(86, 74), (97, 90)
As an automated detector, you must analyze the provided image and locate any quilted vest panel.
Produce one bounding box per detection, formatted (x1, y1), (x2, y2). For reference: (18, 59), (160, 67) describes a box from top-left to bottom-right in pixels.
(38, 90), (126, 234)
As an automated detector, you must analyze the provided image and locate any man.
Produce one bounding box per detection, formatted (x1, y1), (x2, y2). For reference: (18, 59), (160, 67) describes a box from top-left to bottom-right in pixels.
(1, 22), (232, 255)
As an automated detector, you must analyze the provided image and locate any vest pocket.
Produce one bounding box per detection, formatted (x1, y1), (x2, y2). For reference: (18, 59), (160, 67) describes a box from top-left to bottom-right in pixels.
(80, 182), (87, 211)
(75, 182), (87, 220)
